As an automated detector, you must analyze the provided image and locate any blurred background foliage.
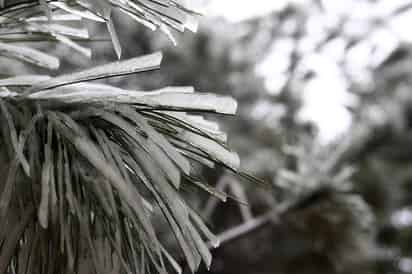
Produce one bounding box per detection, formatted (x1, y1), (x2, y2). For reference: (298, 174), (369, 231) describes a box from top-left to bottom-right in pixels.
(3, 0), (412, 273)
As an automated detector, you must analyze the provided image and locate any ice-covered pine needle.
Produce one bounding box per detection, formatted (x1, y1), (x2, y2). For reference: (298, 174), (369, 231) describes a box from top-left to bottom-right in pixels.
(0, 1), (251, 274)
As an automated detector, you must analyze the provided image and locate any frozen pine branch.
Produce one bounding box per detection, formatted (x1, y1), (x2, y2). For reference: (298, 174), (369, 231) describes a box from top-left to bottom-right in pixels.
(0, 0), (200, 60)
(0, 1), (248, 274)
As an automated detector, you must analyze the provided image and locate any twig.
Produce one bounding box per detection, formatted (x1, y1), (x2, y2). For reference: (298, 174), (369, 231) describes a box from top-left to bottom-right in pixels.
(228, 180), (253, 221)
(209, 200), (294, 248)
(202, 175), (230, 219)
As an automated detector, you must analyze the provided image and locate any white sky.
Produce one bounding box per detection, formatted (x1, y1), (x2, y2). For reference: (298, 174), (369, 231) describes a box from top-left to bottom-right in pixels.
(205, 0), (291, 22)
(205, 0), (412, 143)
(205, 0), (351, 142)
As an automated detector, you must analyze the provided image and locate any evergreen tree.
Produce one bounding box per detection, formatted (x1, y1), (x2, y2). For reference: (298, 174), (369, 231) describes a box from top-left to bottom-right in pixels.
(0, 1), (250, 273)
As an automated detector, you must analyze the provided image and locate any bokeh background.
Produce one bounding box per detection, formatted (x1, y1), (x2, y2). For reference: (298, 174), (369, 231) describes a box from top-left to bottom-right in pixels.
(3, 0), (412, 273)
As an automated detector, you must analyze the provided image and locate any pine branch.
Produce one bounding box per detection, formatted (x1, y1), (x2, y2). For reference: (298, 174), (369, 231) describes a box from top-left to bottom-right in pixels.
(0, 1), (249, 274)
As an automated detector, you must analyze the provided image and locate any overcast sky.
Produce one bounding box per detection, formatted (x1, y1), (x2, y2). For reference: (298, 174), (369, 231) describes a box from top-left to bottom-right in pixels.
(205, 0), (351, 142)
(203, 0), (412, 142)
(206, 0), (292, 22)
